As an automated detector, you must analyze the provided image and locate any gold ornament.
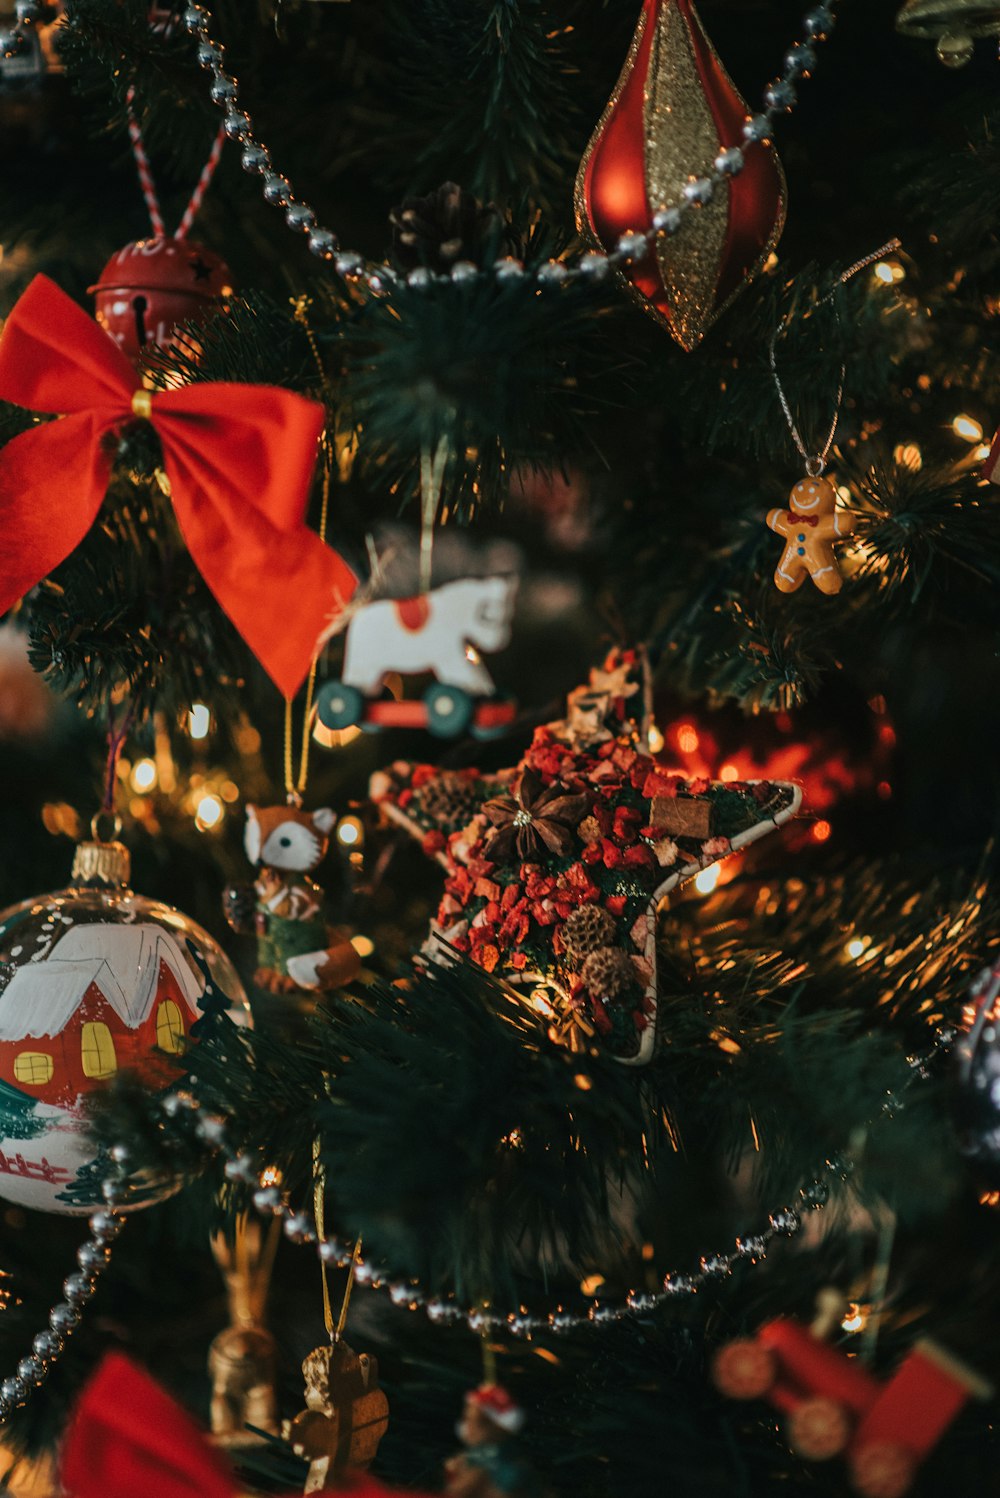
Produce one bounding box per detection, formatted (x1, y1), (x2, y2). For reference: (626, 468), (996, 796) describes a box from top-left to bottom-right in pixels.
(283, 1341), (390, 1492)
(895, 0), (1000, 66)
(208, 1218), (280, 1446)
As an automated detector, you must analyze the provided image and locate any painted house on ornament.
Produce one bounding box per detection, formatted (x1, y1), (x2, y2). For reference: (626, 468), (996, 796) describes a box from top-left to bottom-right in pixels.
(0, 923), (204, 1109)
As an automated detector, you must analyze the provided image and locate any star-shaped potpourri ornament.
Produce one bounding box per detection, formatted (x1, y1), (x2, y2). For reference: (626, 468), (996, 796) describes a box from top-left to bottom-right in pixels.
(370, 649), (802, 1065)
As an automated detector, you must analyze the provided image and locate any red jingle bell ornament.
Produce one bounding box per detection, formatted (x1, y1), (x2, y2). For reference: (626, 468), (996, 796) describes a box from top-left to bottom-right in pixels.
(90, 237), (233, 366)
(575, 0), (786, 350)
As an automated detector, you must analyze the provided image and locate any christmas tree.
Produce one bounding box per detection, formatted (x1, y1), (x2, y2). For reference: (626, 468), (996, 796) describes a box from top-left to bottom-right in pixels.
(0, 1), (999, 1494)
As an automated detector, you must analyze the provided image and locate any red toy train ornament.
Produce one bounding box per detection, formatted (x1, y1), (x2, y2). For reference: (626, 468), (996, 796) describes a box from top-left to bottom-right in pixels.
(713, 1289), (992, 1498)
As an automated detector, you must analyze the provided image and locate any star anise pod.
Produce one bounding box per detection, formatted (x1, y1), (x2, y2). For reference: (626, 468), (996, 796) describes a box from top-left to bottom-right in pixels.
(482, 769), (589, 864)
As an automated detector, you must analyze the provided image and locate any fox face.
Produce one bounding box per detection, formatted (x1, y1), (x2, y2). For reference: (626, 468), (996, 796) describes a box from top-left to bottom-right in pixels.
(244, 804), (336, 873)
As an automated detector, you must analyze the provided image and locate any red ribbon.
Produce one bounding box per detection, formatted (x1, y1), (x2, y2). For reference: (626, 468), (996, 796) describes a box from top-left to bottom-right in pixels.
(62, 1353), (433, 1498)
(0, 275), (357, 698)
(787, 512), (819, 527)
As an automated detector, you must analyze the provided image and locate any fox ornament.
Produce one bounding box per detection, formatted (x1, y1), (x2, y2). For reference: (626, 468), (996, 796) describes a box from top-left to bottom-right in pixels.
(224, 804), (360, 994)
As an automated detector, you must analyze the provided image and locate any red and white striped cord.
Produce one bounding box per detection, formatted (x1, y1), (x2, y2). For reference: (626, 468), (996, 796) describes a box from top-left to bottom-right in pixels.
(176, 124), (225, 238)
(125, 84), (226, 241)
(125, 85), (166, 237)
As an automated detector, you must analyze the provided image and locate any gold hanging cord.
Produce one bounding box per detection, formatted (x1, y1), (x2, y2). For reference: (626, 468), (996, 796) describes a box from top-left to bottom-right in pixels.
(419, 434), (451, 595)
(313, 1134), (362, 1342)
(283, 296), (338, 803)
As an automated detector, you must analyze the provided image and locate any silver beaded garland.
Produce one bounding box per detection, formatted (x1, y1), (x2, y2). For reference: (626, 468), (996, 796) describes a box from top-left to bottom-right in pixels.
(785, 42), (816, 77)
(253, 1184), (282, 1213)
(49, 1303), (80, 1335)
(334, 250), (363, 277)
(241, 144), (270, 174)
(804, 5), (835, 37)
(652, 206), (683, 234)
(223, 109), (253, 142)
(62, 1272), (96, 1307)
(578, 252), (610, 279)
(764, 79), (797, 111)
(616, 232), (648, 261)
(263, 173), (292, 206)
(683, 176), (715, 206)
(208, 74), (237, 104)
(714, 147), (745, 177)
(18, 1356), (46, 1387)
(183, 0), (838, 290)
(1, 1377), (27, 1407)
(493, 256), (525, 282)
(77, 1241), (111, 1273)
(0, 1151), (127, 1422)
(174, 1062), (841, 1336)
(742, 114), (774, 145)
(308, 228), (337, 260)
(196, 39), (223, 66)
(286, 203), (316, 233)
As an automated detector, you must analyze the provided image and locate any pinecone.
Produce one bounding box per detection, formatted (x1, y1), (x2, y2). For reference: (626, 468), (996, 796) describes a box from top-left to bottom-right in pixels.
(389, 182), (509, 273)
(562, 904), (618, 969)
(581, 946), (638, 999)
(419, 772), (484, 833)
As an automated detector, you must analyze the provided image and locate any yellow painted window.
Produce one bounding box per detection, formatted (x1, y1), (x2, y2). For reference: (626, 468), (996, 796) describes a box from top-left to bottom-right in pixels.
(13, 1051), (53, 1086)
(156, 999), (186, 1055)
(81, 1022), (117, 1079)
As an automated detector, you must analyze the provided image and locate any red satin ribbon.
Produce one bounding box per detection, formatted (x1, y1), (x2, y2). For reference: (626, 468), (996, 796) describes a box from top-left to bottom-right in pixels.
(62, 1353), (432, 1498)
(0, 275), (357, 698)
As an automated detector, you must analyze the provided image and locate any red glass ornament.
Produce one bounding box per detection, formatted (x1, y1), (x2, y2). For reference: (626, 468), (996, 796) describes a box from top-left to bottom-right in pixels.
(89, 237), (232, 365)
(575, 0), (785, 350)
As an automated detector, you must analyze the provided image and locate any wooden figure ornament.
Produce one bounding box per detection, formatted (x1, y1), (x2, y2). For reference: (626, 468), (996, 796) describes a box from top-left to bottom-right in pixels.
(316, 576), (518, 739)
(766, 475), (855, 595)
(444, 1385), (542, 1498)
(283, 1341), (389, 1492)
(223, 804), (360, 993)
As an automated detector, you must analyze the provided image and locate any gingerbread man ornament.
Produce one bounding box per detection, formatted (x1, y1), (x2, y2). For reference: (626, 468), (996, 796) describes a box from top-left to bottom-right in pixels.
(766, 475), (855, 595)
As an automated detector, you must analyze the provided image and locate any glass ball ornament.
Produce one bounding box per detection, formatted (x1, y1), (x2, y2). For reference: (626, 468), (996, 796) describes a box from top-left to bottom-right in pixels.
(0, 831), (249, 1214)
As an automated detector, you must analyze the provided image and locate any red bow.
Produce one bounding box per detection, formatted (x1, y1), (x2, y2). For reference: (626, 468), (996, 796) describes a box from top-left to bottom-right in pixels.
(62, 1353), (433, 1498)
(0, 275), (357, 698)
(786, 511), (819, 527)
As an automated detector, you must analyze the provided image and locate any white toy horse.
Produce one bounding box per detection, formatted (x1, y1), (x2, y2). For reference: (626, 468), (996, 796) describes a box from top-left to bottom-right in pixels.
(340, 576), (517, 696)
